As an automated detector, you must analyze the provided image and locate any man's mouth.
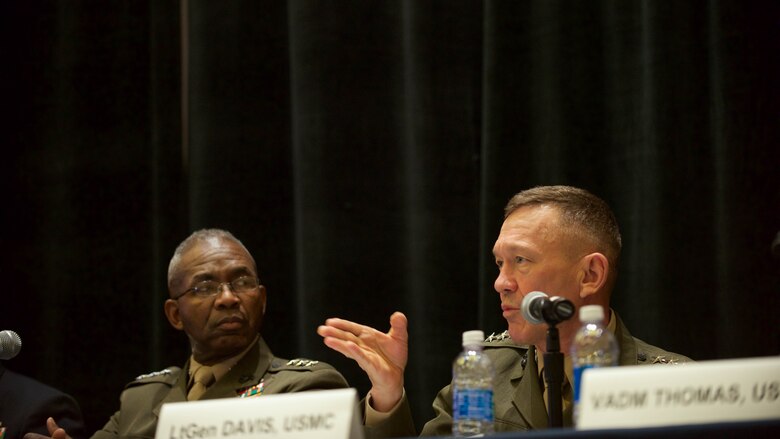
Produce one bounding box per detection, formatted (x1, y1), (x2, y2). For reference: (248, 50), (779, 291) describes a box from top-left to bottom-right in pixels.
(216, 315), (245, 330)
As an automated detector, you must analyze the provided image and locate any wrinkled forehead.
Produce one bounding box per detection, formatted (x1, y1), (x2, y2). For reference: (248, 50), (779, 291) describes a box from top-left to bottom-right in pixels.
(497, 204), (600, 260)
(495, 205), (561, 244)
(171, 237), (257, 287)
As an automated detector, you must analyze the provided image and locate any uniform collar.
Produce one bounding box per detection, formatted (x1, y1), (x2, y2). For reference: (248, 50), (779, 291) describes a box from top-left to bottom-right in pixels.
(188, 334), (260, 385)
(611, 311), (639, 365)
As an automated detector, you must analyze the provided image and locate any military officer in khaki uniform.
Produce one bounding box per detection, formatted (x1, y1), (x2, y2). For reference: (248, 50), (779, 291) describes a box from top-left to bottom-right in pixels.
(26, 229), (348, 439)
(378, 314), (691, 436)
(318, 185), (692, 437)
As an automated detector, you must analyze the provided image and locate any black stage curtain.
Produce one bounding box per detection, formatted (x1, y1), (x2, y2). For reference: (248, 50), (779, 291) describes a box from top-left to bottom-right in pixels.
(3, 1), (778, 433)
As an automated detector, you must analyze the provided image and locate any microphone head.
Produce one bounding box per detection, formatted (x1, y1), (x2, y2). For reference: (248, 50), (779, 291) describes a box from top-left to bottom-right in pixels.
(548, 296), (576, 322)
(521, 291), (549, 325)
(0, 330), (22, 360)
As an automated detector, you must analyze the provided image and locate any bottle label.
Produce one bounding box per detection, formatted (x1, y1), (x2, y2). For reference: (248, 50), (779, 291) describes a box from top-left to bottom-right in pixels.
(573, 364), (594, 404)
(453, 388), (494, 421)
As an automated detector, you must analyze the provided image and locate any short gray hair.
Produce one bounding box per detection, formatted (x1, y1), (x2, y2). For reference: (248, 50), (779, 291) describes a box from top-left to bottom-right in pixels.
(504, 185), (622, 271)
(167, 229), (255, 290)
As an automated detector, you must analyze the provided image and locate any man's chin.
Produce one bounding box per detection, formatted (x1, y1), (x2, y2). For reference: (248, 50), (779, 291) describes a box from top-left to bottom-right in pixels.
(212, 333), (254, 353)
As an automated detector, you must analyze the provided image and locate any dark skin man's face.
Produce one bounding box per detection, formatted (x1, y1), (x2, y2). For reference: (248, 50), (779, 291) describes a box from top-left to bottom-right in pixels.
(164, 237), (266, 365)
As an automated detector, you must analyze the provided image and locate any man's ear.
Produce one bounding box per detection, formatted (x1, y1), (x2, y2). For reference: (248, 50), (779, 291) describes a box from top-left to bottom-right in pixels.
(579, 252), (609, 299)
(259, 285), (267, 315)
(164, 299), (185, 330)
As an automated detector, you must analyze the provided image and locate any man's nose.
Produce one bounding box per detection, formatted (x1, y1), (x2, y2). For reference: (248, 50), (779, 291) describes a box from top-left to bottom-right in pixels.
(494, 268), (517, 294)
(214, 284), (240, 307)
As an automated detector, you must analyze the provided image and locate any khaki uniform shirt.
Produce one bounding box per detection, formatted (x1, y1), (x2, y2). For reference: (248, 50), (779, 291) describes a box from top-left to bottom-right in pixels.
(365, 311), (692, 438)
(92, 337), (349, 439)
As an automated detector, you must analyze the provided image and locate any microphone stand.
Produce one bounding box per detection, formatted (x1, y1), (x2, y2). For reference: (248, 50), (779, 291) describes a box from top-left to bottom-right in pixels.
(543, 324), (564, 428)
(521, 292), (574, 428)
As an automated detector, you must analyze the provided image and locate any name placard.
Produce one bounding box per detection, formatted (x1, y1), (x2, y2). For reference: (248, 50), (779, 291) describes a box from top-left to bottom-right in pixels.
(577, 356), (780, 429)
(154, 388), (364, 439)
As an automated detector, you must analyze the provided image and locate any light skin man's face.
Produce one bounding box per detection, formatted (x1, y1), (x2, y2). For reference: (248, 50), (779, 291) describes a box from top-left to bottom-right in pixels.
(164, 237), (266, 365)
(492, 204), (587, 351)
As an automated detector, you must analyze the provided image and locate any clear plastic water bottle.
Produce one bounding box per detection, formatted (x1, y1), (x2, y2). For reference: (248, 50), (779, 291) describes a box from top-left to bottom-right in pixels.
(571, 305), (619, 425)
(452, 330), (495, 436)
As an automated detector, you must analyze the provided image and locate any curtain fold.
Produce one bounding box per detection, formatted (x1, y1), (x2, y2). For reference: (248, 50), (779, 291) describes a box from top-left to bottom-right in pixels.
(4, 0), (777, 433)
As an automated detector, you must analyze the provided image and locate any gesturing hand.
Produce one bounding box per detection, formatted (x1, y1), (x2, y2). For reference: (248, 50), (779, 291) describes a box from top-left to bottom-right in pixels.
(318, 311), (408, 412)
(23, 417), (71, 439)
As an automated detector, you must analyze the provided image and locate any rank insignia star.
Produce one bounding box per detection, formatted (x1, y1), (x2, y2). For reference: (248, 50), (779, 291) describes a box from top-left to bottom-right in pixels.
(287, 359), (319, 367)
(134, 368), (172, 380)
(238, 380), (265, 398)
(651, 355), (679, 365)
(485, 331), (510, 342)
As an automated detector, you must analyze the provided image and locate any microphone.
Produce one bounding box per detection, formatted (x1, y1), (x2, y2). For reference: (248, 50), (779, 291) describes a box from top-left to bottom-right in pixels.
(521, 291), (575, 325)
(0, 330), (22, 360)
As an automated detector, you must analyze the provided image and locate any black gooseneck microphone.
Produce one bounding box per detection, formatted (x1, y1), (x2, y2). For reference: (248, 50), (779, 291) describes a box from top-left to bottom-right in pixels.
(521, 291), (575, 325)
(0, 330), (22, 360)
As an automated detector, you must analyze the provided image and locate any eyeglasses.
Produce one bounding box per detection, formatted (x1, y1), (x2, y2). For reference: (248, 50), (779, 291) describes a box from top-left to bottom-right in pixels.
(174, 276), (260, 300)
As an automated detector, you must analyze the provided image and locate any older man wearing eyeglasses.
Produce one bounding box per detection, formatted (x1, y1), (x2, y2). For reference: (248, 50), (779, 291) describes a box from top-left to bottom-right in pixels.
(25, 229), (348, 439)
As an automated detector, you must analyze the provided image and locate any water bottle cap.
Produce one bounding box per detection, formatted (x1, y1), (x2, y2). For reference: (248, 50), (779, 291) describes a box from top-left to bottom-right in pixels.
(462, 330), (485, 346)
(579, 305), (605, 323)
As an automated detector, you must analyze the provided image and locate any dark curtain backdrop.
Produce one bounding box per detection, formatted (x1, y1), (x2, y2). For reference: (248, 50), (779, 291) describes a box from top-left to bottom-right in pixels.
(3, 0), (778, 434)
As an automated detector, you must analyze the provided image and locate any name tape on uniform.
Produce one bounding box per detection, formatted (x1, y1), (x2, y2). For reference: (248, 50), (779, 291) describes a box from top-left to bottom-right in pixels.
(577, 355), (780, 429)
(155, 388), (364, 439)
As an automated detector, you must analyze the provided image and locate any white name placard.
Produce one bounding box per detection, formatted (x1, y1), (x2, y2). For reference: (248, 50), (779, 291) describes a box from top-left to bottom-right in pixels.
(577, 356), (780, 429)
(154, 388), (364, 439)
